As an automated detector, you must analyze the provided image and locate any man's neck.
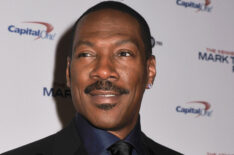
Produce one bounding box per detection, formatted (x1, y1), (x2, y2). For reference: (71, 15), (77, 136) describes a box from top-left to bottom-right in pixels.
(107, 115), (139, 139)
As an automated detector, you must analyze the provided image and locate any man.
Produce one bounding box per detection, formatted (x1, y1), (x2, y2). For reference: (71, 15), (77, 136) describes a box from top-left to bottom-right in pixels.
(2, 1), (182, 155)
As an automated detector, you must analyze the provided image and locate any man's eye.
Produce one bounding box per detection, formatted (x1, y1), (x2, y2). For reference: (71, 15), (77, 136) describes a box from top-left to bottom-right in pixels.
(118, 51), (133, 57)
(77, 52), (92, 58)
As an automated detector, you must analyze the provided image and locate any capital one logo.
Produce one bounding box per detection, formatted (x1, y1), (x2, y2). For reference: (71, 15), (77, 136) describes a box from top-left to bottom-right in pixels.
(8, 21), (56, 40)
(176, 101), (213, 117)
(176, 0), (213, 12)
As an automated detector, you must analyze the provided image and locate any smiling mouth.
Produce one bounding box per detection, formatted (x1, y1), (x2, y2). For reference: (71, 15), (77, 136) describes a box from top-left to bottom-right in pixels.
(89, 90), (121, 97)
(88, 90), (121, 110)
(92, 94), (117, 97)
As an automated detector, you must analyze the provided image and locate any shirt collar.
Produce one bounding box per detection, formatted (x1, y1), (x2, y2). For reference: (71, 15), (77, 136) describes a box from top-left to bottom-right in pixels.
(75, 113), (143, 155)
(124, 118), (143, 154)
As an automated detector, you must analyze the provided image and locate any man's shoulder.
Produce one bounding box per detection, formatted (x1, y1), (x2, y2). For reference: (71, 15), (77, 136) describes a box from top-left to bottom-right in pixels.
(141, 132), (183, 155)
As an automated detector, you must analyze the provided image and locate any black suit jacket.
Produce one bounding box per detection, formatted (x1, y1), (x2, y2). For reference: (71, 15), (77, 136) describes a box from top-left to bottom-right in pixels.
(1, 119), (183, 155)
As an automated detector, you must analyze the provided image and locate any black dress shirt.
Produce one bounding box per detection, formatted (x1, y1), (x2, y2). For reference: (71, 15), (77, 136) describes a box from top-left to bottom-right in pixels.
(75, 114), (144, 155)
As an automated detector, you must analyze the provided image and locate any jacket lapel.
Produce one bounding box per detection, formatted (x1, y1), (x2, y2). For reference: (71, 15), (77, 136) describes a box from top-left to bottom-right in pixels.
(52, 119), (88, 155)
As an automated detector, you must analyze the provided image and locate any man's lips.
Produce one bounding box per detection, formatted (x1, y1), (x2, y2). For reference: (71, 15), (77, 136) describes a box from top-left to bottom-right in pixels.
(88, 90), (122, 107)
(89, 90), (121, 97)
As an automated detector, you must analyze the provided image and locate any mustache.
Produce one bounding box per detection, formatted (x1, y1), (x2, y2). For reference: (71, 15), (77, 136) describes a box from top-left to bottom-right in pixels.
(84, 80), (129, 95)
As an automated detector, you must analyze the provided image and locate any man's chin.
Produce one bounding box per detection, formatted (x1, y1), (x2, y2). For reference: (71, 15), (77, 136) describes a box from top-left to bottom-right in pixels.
(89, 115), (126, 131)
(96, 103), (117, 111)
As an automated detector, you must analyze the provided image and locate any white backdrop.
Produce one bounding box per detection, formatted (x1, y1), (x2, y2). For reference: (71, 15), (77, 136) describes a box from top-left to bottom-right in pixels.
(0, 0), (234, 155)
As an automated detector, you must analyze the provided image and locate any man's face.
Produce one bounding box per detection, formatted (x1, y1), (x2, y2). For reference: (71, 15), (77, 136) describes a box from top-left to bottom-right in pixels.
(66, 9), (156, 135)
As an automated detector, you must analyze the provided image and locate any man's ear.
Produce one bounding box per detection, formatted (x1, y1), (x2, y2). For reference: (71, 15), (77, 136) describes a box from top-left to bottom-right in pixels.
(66, 57), (71, 88)
(146, 55), (156, 89)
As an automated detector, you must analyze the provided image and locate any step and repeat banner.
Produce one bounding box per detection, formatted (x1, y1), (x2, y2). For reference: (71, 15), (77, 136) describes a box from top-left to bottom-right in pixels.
(0, 0), (233, 154)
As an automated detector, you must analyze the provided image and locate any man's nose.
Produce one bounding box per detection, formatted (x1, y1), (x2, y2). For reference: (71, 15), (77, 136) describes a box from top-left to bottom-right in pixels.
(90, 56), (119, 81)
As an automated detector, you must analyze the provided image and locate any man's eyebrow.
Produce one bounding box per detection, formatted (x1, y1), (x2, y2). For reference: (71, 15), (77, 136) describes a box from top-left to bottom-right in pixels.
(115, 39), (140, 50)
(73, 40), (94, 51)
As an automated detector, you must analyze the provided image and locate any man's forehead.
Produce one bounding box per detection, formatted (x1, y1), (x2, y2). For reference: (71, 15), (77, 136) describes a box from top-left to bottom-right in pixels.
(73, 9), (141, 43)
